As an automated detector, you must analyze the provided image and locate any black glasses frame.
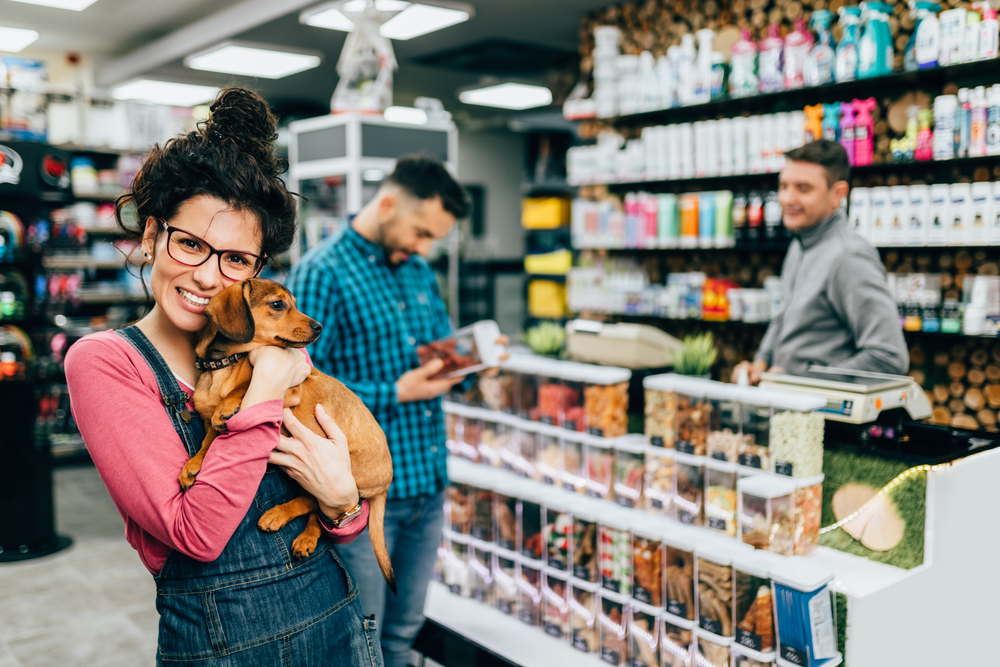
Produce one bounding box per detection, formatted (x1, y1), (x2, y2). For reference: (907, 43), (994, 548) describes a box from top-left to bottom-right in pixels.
(159, 220), (267, 280)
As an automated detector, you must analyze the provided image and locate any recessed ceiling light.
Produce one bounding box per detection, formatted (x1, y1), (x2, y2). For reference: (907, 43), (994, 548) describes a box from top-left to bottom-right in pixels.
(301, 7), (356, 31)
(381, 4), (468, 40)
(111, 80), (219, 107)
(459, 83), (552, 110)
(343, 0), (411, 11)
(383, 106), (428, 125)
(186, 43), (322, 79)
(0, 26), (40, 53)
(9, 0), (98, 10)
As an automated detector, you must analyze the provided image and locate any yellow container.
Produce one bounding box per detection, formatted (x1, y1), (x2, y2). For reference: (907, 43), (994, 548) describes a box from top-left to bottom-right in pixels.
(528, 280), (567, 318)
(522, 198), (571, 229)
(524, 249), (573, 275)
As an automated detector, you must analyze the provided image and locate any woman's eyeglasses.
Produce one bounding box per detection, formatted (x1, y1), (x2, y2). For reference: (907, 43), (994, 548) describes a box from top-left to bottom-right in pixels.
(160, 221), (266, 281)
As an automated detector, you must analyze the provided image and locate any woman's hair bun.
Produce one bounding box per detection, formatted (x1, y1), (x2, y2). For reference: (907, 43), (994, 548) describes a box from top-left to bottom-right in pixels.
(202, 88), (279, 170)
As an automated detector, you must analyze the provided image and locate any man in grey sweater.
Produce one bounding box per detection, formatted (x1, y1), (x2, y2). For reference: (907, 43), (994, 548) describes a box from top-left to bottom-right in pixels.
(733, 140), (908, 383)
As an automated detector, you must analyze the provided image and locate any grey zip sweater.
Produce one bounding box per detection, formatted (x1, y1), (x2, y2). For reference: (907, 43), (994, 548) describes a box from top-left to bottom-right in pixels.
(754, 208), (909, 376)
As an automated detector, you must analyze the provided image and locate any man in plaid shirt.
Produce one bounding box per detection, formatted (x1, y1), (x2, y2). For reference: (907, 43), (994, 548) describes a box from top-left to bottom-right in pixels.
(287, 156), (471, 667)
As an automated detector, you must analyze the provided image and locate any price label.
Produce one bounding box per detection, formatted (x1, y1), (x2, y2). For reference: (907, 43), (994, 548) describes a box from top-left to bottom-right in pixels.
(472, 528), (490, 540)
(666, 600), (687, 618)
(780, 644), (807, 665)
(543, 476), (555, 485)
(775, 460), (794, 477)
(498, 600), (512, 615)
(449, 584), (461, 595)
(711, 451), (728, 462)
(633, 587), (652, 605)
(678, 509), (696, 525)
(586, 489), (604, 499)
(699, 616), (723, 636)
(473, 589), (486, 603)
(573, 564), (592, 580)
(651, 498), (664, 510)
(520, 609), (536, 625)
(650, 436), (664, 448)
(499, 539), (515, 551)
(545, 622), (563, 639)
(572, 633), (590, 652)
(563, 482), (577, 492)
(541, 416), (555, 425)
(564, 419), (578, 431)
(502, 462), (515, 472)
(450, 523), (465, 533)
(548, 557), (567, 571)
(616, 496), (635, 509)
(738, 453), (762, 469)
(632, 658), (653, 667)
(433, 570), (444, 583)
(589, 427), (603, 437)
(600, 648), (620, 665)
(736, 629), (762, 653)
(602, 576), (620, 593)
(676, 441), (695, 455)
(708, 517), (727, 532)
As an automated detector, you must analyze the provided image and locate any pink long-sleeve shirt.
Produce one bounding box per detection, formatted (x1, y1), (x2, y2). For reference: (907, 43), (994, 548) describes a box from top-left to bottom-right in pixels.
(64, 329), (368, 575)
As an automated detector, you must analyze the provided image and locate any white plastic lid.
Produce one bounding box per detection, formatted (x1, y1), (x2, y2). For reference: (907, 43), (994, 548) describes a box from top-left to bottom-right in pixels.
(557, 359), (632, 385)
(561, 427), (590, 444)
(696, 539), (753, 566)
(694, 627), (734, 647)
(733, 549), (787, 579)
(628, 514), (663, 540)
(572, 578), (601, 593)
(764, 388), (826, 412)
(769, 556), (835, 592)
(502, 353), (559, 375)
(661, 614), (696, 631)
(543, 565), (569, 582)
(661, 523), (702, 552)
(794, 473), (826, 489)
(520, 556), (544, 571)
(585, 433), (615, 449)
(599, 590), (630, 606)
(738, 474), (797, 499)
(599, 506), (634, 531)
(704, 457), (738, 474)
(571, 499), (603, 523)
(495, 546), (519, 562)
(672, 450), (705, 467)
(614, 434), (647, 454)
(447, 531), (472, 545)
(644, 444), (675, 459)
(644, 373), (713, 397)
(540, 489), (571, 512)
(630, 599), (662, 617)
(533, 421), (565, 439)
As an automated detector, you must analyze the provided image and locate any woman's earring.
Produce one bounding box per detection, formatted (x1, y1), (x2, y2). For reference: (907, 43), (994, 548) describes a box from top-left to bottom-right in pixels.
(144, 253), (153, 261)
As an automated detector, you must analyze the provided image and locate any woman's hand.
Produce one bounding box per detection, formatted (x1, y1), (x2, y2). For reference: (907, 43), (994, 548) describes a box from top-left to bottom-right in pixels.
(241, 347), (311, 411)
(269, 405), (360, 520)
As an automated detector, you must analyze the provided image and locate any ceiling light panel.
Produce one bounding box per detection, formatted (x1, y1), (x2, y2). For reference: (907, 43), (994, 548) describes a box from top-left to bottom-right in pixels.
(0, 26), (40, 53)
(186, 44), (321, 79)
(10, 0), (98, 10)
(380, 4), (469, 40)
(458, 83), (552, 110)
(302, 7), (356, 31)
(383, 106), (428, 125)
(112, 80), (219, 107)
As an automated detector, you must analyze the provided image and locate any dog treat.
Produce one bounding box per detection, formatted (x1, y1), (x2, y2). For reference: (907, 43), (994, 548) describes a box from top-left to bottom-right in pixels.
(537, 381), (576, 424)
(494, 553), (520, 616)
(735, 570), (775, 654)
(459, 419), (482, 463)
(707, 429), (752, 464)
(446, 483), (472, 534)
(516, 429), (541, 480)
(537, 432), (561, 484)
(674, 459), (704, 525)
(470, 546), (494, 605)
(599, 523), (632, 596)
(793, 479), (823, 556)
(518, 561), (543, 627)
(697, 557), (734, 637)
(739, 403), (771, 470)
(675, 396), (711, 455)
(599, 596), (629, 666)
(444, 540), (471, 597)
(542, 575), (570, 640)
(570, 585), (599, 653)
(697, 636), (730, 667)
(645, 388), (677, 448)
(704, 465), (738, 536)
(416, 338), (475, 377)
(477, 420), (501, 468)
(520, 499), (543, 560)
(584, 381), (629, 437)
(471, 487), (495, 542)
(739, 478), (795, 556)
(516, 369), (537, 420)
(770, 410), (825, 478)
(495, 491), (518, 551)
(632, 534), (664, 607)
(572, 516), (599, 582)
(643, 450), (674, 516)
(629, 607), (660, 667)
(544, 506), (572, 571)
(586, 440), (615, 500)
(479, 373), (515, 413)
(664, 546), (695, 620)
(562, 437), (586, 493)
(613, 447), (644, 508)
(562, 379), (586, 431)
(660, 618), (693, 667)
(497, 423), (519, 472)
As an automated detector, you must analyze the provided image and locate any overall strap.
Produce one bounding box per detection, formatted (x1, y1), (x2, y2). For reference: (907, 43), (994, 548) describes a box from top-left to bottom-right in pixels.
(114, 325), (203, 458)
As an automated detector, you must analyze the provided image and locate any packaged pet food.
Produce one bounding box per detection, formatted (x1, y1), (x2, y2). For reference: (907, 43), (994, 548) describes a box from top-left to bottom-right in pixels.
(770, 557), (841, 666)
(416, 319), (503, 377)
(599, 592), (630, 666)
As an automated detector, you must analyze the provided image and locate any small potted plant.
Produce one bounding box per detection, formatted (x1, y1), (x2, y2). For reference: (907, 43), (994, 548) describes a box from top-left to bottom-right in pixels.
(523, 321), (566, 358)
(673, 332), (717, 378)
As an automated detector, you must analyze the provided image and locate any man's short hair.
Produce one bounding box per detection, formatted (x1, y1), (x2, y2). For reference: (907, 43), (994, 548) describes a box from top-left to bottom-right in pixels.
(784, 139), (851, 186)
(385, 155), (469, 219)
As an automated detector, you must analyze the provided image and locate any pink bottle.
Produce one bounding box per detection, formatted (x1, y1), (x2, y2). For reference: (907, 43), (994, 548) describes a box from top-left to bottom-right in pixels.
(784, 18), (815, 90)
(852, 97), (876, 167)
(839, 102), (857, 166)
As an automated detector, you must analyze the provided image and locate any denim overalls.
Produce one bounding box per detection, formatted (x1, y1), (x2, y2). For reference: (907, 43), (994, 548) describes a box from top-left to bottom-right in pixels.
(116, 325), (383, 667)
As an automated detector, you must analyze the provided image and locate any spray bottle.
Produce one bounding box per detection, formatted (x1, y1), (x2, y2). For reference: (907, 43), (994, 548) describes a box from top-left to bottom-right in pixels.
(759, 23), (785, 93)
(915, 108), (935, 161)
(906, 1), (942, 71)
(695, 29), (715, 104)
(805, 10), (836, 86)
(729, 28), (759, 98)
(963, 6), (982, 63)
(956, 88), (971, 158)
(970, 85), (988, 156)
(902, 105), (920, 160)
(859, 2), (894, 78)
(853, 98), (876, 166)
(678, 34), (697, 105)
(840, 102), (858, 165)
(784, 18), (814, 90)
(805, 104), (824, 141)
(836, 6), (863, 82)
(656, 55), (674, 109)
(822, 103), (841, 140)
(976, 1), (999, 59)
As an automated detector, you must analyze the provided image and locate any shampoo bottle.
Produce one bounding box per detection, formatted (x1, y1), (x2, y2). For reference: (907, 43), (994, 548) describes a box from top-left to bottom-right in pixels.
(822, 103), (841, 140)
(956, 87), (971, 158)
(906, 1), (942, 71)
(853, 98), (876, 166)
(859, 2), (894, 78)
(988, 84), (1000, 155)
(963, 7), (982, 63)
(678, 34), (697, 105)
(695, 29), (715, 104)
(915, 108), (935, 161)
(805, 10), (836, 86)
(805, 104), (824, 141)
(903, 105), (919, 160)
(840, 102), (858, 165)
(729, 28), (759, 98)
(759, 23), (785, 93)
(978, 1), (999, 59)
(836, 6), (863, 81)
(656, 55), (674, 109)
(784, 18), (814, 90)
(939, 8), (967, 65)
(970, 85), (988, 156)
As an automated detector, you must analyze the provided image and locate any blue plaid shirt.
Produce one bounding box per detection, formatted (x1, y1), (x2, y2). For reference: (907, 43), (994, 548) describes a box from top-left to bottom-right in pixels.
(287, 226), (454, 500)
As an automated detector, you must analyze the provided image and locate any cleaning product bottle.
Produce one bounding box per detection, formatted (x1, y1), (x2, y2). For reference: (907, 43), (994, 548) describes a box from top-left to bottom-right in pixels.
(805, 104), (824, 142)
(695, 29), (715, 104)
(906, 1), (942, 71)
(759, 23), (785, 93)
(987, 84), (1000, 155)
(710, 52), (728, 100)
(859, 2), (894, 78)
(853, 98), (877, 166)
(956, 87), (971, 158)
(903, 105), (920, 160)
(970, 85), (988, 156)
(976, 1), (999, 59)
(679, 34), (697, 105)
(963, 6), (982, 63)
(915, 108), (935, 161)
(840, 102), (858, 164)
(729, 28), (759, 98)
(656, 55), (674, 109)
(784, 18), (814, 90)
(836, 6), (863, 82)
(822, 103), (841, 140)
(638, 51), (659, 112)
(805, 10), (836, 86)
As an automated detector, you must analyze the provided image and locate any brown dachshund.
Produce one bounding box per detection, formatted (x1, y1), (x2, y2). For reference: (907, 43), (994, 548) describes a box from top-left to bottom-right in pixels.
(179, 278), (395, 593)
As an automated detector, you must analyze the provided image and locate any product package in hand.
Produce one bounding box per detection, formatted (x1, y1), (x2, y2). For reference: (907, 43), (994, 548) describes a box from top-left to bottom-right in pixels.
(416, 320), (504, 378)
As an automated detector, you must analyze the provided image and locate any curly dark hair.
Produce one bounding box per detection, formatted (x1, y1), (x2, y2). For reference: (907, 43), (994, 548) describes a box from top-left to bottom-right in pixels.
(115, 87), (297, 261)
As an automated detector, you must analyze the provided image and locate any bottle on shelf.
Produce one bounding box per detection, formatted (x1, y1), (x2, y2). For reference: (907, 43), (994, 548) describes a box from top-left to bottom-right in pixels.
(759, 24), (784, 94)
(729, 28), (759, 99)
(956, 88), (972, 158)
(852, 98), (876, 167)
(977, 1), (999, 59)
(915, 108), (935, 161)
(962, 4), (982, 63)
(858, 2), (894, 79)
(805, 10), (836, 86)
(839, 102), (857, 165)
(906, 1), (942, 71)
(821, 103), (840, 141)
(805, 104), (824, 142)
(987, 84), (1000, 156)
(836, 6), (863, 82)
(969, 85), (988, 157)
(783, 18), (814, 90)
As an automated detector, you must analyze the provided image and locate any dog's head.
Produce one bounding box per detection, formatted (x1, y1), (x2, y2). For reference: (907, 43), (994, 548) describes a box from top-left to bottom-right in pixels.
(196, 278), (322, 358)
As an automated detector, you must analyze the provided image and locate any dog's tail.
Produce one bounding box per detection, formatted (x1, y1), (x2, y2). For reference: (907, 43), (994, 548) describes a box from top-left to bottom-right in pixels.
(368, 491), (397, 595)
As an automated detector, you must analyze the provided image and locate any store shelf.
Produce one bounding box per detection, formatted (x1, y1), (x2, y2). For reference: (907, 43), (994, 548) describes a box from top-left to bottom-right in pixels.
(575, 240), (791, 252)
(72, 190), (124, 202)
(77, 290), (144, 304)
(609, 59), (1000, 127)
(42, 255), (130, 270)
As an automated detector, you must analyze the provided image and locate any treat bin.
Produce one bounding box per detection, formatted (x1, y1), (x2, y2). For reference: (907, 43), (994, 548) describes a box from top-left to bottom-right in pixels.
(461, 418), (483, 462)
(585, 434), (616, 500)
(599, 592), (630, 667)
(536, 423), (563, 485)
(559, 366), (587, 432)
(644, 375), (678, 448)
(673, 451), (705, 525)
(445, 411), (461, 453)
(697, 631), (733, 667)
(470, 542), (494, 605)
(662, 528), (700, 623)
(704, 459), (739, 536)
(535, 366), (568, 425)
(478, 419), (502, 468)
(493, 548), (520, 617)
(644, 445), (675, 517)
(416, 319), (503, 377)
(675, 380), (712, 455)
(497, 419), (520, 472)
(471, 485), (495, 543)
(706, 384), (744, 464)
(446, 483), (472, 535)
(737, 474), (797, 556)
(768, 392), (826, 478)
(494, 480), (520, 552)
(542, 568), (571, 642)
(512, 356), (541, 420)
(542, 491), (572, 573)
(479, 369), (515, 413)
(792, 475), (824, 556)
(583, 365), (632, 437)
(570, 580), (601, 654)
(631, 523), (664, 607)
(433, 531), (449, 585)
(516, 426), (541, 480)
(660, 616), (695, 667)
(770, 557), (841, 667)
(738, 390), (771, 471)
(518, 557), (544, 627)
(629, 601), (661, 667)
(732, 650), (776, 666)
(562, 430), (588, 493)
(732, 550), (784, 661)
(599, 509), (633, 596)
(572, 503), (601, 583)
(444, 534), (472, 597)
(613, 435), (646, 508)
(519, 490), (544, 561)
(696, 541), (753, 639)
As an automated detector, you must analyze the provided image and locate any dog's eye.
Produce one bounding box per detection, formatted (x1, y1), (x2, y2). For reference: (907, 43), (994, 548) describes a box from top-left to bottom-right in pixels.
(270, 300), (287, 311)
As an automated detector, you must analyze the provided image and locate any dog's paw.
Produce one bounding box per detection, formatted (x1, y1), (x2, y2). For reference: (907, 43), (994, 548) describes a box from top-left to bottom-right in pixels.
(211, 407), (239, 433)
(292, 534), (318, 559)
(257, 507), (289, 533)
(178, 464), (198, 491)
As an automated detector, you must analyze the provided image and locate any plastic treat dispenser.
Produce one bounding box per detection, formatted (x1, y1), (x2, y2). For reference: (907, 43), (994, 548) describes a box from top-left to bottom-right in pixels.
(660, 615), (695, 667)
(580, 363), (631, 437)
(571, 501), (601, 583)
(643, 444), (675, 517)
(674, 377), (712, 455)
(662, 525), (703, 624)
(628, 601), (661, 667)
(517, 556), (544, 627)
(732, 549), (785, 662)
(737, 389), (772, 471)
(598, 591), (630, 666)
(470, 541), (494, 605)
(477, 418), (501, 468)
(792, 474), (825, 555)
(557, 363), (587, 432)
(446, 482), (473, 535)
(496, 415), (521, 472)
(493, 478), (520, 552)
(493, 547), (520, 617)
(598, 507), (633, 597)
(444, 533), (472, 597)
(417, 319), (503, 378)
(585, 433), (616, 500)
(542, 489), (572, 574)
(769, 557), (841, 667)
(696, 630), (733, 667)
(515, 423), (541, 481)
(542, 568), (571, 642)
(673, 450), (706, 525)
(695, 540), (753, 640)
(706, 383), (744, 464)
(470, 483), (495, 543)
(518, 486), (545, 561)
(704, 457), (739, 536)
(765, 390), (827, 479)
(631, 521), (664, 608)
(561, 429), (588, 494)
(738, 474), (797, 556)
(569, 580), (600, 653)
(535, 422), (563, 485)
(643, 375), (678, 448)
(613, 435), (646, 508)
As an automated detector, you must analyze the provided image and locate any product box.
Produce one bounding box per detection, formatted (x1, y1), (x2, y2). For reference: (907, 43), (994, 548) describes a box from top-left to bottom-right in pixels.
(928, 184), (951, 246)
(522, 198), (571, 229)
(887, 186), (909, 246)
(907, 184), (930, 246)
(848, 187), (871, 241)
(970, 182), (992, 245)
(868, 187), (889, 247)
(949, 183), (972, 245)
(417, 320), (504, 377)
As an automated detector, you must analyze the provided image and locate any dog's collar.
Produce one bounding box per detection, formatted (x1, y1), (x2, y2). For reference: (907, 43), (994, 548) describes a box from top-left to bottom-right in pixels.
(195, 352), (247, 371)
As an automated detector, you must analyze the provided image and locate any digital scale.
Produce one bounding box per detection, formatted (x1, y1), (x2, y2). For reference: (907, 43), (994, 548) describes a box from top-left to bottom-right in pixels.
(565, 319), (683, 369)
(759, 367), (932, 424)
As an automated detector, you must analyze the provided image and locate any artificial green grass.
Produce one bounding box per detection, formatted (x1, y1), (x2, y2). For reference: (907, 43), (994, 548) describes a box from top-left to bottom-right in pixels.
(819, 449), (927, 570)
(836, 592), (848, 666)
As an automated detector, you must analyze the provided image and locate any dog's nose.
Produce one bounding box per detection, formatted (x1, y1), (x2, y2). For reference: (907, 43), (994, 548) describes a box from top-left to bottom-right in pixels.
(310, 321), (323, 334)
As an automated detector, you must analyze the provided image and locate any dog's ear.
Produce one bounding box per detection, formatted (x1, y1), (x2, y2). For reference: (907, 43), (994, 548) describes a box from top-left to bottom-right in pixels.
(204, 280), (255, 344)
